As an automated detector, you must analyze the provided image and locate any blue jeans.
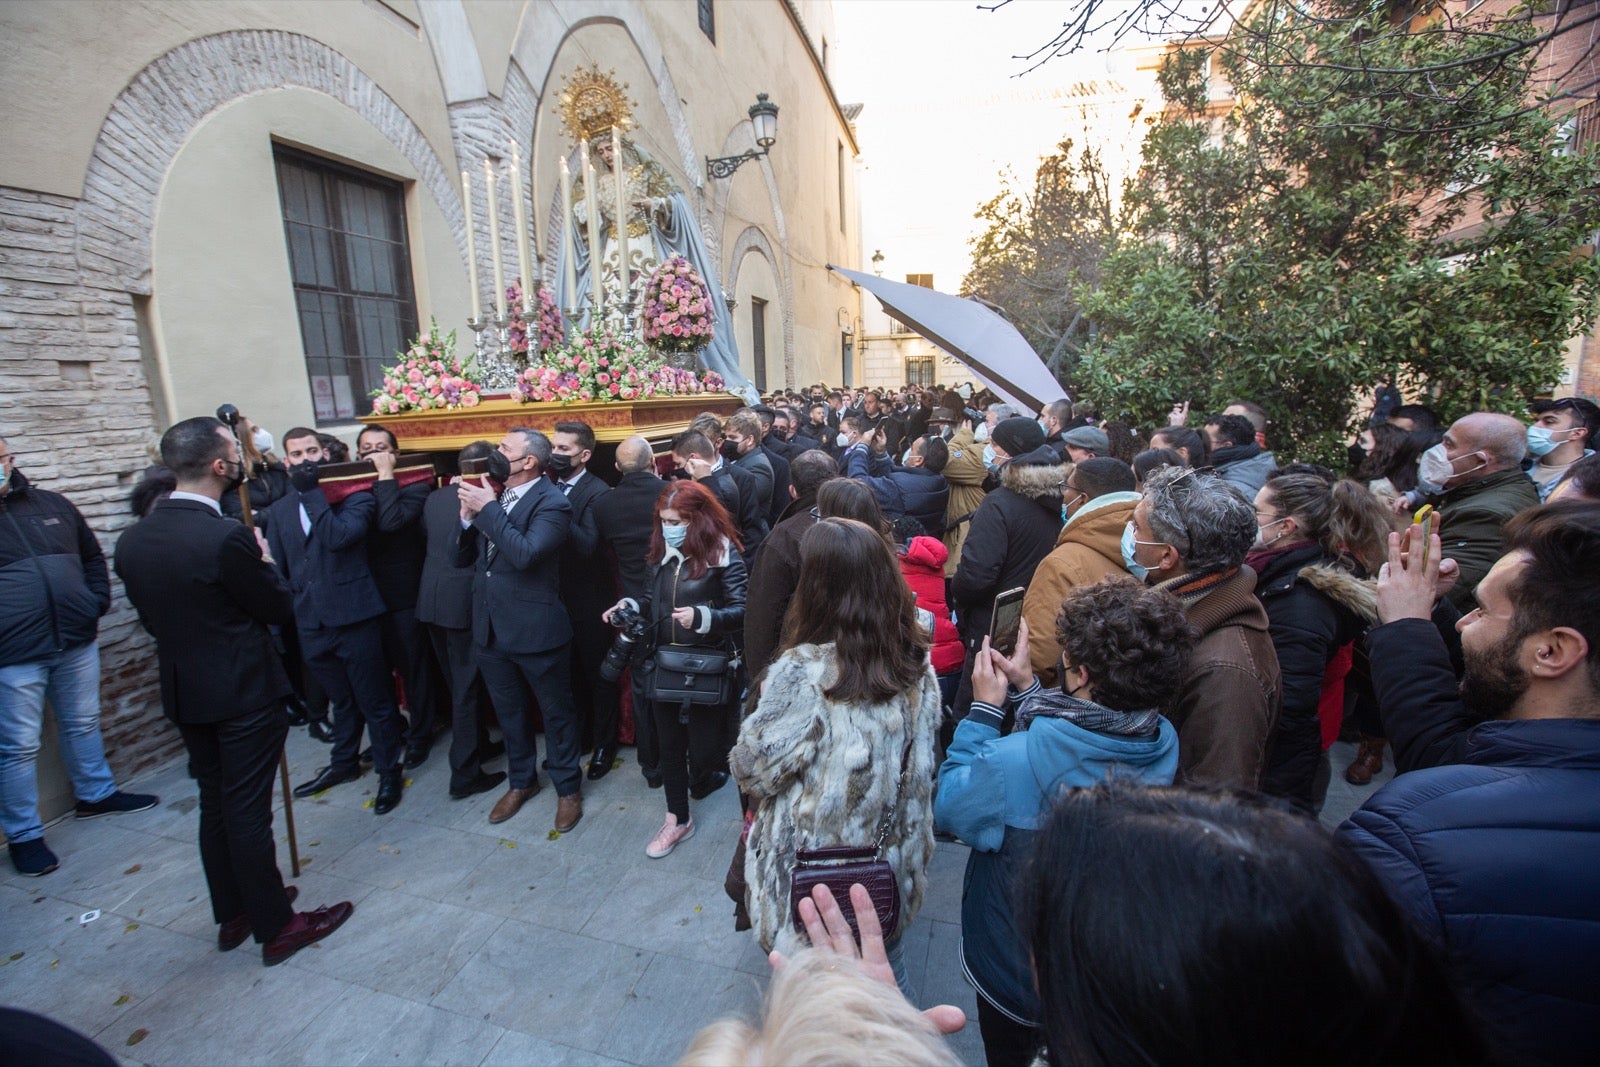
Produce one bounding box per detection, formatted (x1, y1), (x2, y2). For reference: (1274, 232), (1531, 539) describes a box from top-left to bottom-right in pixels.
(0, 642), (117, 843)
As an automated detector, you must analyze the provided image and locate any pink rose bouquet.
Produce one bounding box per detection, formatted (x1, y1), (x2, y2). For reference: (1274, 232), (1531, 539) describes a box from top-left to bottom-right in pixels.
(370, 319), (482, 413)
(641, 256), (716, 353)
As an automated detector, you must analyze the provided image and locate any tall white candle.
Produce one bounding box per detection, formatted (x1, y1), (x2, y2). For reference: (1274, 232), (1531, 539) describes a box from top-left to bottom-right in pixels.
(583, 150), (603, 312)
(612, 126), (629, 307)
(485, 160), (506, 319)
(462, 169), (479, 322)
(560, 156), (577, 310)
(510, 144), (533, 314)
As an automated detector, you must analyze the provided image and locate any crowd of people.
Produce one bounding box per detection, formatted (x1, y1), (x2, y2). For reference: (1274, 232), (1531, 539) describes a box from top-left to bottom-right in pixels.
(1, 379), (1596, 1064)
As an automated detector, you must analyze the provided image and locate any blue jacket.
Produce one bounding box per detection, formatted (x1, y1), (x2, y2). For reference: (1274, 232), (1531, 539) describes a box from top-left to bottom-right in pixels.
(264, 486), (385, 631)
(935, 687), (1179, 1023)
(1337, 718), (1600, 1066)
(844, 446), (949, 537)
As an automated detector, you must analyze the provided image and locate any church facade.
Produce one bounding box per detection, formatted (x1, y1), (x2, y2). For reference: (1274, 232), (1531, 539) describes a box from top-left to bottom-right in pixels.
(0, 0), (863, 794)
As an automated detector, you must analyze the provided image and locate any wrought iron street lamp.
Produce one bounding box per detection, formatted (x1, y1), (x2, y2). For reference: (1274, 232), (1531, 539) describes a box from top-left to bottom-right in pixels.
(706, 94), (780, 180)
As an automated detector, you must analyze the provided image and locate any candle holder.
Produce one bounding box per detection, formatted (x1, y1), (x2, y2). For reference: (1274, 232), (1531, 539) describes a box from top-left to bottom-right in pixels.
(467, 317), (490, 369)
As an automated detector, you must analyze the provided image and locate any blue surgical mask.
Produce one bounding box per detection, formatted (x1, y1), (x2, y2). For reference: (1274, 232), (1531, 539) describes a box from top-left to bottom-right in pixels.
(1120, 522), (1150, 582)
(982, 444), (996, 467)
(1526, 425), (1573, 458)
(661, 523), (688, 548)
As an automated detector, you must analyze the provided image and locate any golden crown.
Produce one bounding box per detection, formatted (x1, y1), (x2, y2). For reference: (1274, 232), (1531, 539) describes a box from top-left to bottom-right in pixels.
(557, 64), (636, 144)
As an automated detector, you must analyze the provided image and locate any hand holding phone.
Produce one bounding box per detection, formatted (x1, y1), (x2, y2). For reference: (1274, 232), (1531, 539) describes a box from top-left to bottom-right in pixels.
(988, 587), (1026, 657)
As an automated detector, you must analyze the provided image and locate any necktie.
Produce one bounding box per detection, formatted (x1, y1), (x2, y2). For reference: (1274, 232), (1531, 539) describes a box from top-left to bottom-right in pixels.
(559, 481), (572, 496)
(486, 486), (516, 564)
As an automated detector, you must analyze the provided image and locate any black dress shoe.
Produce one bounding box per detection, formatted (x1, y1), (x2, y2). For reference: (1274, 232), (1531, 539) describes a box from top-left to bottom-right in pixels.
(689, 770), (729, 800)
(374, 772), (404, 814)
(307, 720), (335, 744)
(586, 744), (618, 781)
(449, 770), (507, 800)
(293, 765), (361, 798)
(403, 740), (431, 769)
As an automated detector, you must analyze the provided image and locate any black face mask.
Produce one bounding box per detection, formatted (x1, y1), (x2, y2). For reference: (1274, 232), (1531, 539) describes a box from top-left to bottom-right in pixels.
(484, 450), (511, 484)
(221, 459), (246, 494)
(720, 439), (740, 461)
(546, 452), (574, 475)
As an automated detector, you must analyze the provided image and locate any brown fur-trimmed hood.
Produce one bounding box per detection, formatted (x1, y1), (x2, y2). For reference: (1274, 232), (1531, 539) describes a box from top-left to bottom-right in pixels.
(1299, 564), (1379, 623)
(999, 454), (1068, 505)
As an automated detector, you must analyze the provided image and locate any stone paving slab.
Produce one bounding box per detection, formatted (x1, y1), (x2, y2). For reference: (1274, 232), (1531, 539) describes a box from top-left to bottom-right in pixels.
(1, 722), (1389, 1066)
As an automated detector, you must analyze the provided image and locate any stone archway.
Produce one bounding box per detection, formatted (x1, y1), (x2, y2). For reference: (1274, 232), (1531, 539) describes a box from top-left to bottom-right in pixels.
(725, 225), (795, 386)
(80, 29), (467, 297)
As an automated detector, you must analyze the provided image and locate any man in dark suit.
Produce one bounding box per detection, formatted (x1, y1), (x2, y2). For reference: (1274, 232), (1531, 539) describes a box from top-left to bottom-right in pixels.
(267, 428), (404, 813)
(670, 429), (763, 553)
(748, 409), (792, 529)
(416, 441), (504, 801)
(115, 417), (353, 966)
(455, 428), (584, 832)
(724, 411), (775, 522)
(548, 421), (620, 781)
(593, 435), (666, 787)
(358, 424), (445, 769)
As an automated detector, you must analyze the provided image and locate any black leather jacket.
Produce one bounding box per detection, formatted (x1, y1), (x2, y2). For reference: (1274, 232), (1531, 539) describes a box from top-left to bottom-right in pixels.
(632, 542), (748, 650)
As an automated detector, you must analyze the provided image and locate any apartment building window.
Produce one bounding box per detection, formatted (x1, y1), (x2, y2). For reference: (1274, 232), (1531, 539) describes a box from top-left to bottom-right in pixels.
(698, 0), (715, 43)
(750, 296), (768, 393)
(905, 273), (934, 288)
(906, 357), (934, 387)
(274, 147), (417, 423)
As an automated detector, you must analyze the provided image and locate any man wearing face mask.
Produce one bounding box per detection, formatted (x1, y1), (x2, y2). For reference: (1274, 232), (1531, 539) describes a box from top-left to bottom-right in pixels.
(455, 428), (583, 831)
(950, 417), (1068, 717)
(1526, 397), (1598, 502)
(844, 427), (949, 537)
(267, 429), (406, 814)
(1416, 413), (1539, 613)
(1121, 465), (1281, 790)
(723, 412), (775, 522)
(417, 441), (505, 800)
(549, 421), (620, 782)
(1021, 458), (1141, 684)
(1, 433), (159, 877)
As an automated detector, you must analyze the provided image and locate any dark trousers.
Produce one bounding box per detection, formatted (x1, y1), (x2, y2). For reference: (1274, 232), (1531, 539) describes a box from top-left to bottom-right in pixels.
(378, 606), (444, 746)
(176, 703), (294, 943)
(428, 622), (493, 791)
(630, 668), (658, 773)
(476, 641), (582, 795)
(976, 995), (1041, 1067)
(652, 698), (729, 822)
(567, 610), (619, 753)
(1262, 712), (1322, 810)
(300, 619), (403, 776)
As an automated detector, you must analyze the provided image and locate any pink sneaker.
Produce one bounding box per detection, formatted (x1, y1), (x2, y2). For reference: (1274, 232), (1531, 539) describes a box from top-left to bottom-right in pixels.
(646, 815), (695, 858)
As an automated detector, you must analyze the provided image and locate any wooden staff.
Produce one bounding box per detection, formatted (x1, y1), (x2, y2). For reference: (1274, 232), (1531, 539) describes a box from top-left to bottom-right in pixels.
(216, 405), (301, 877)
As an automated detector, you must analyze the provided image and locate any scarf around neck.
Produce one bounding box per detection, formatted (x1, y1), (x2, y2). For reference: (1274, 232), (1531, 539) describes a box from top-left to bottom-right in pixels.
(1015, 688), (1162, 739)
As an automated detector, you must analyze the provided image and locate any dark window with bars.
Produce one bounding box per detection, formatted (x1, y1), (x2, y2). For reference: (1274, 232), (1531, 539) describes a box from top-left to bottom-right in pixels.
(274, 147), (418, 423)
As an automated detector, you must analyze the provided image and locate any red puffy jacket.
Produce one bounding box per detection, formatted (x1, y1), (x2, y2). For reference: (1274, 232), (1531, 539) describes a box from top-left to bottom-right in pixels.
(899, 535), (963, 674)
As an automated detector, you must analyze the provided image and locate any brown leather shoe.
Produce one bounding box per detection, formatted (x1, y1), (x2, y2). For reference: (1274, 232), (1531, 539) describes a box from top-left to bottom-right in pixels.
(554, 793), (583, 833)
(1345, 735), (1387, 785)
(488, 784), (538, 825)
(262, 901), (354, 966)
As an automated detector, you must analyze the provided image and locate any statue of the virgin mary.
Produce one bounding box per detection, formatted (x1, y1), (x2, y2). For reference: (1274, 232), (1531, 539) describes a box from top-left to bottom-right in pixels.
(551, 66), (756, 401)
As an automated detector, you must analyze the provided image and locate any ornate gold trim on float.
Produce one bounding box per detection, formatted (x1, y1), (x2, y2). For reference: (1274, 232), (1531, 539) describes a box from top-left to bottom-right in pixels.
(386, 393), (741, 452)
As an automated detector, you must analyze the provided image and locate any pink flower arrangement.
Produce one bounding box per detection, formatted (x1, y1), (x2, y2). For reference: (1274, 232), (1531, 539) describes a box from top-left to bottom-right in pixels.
(370, 319), (483, 413)
(641, 256), (716, 353)
(505, 279), (565, 358)
(514, 325), (726, 405)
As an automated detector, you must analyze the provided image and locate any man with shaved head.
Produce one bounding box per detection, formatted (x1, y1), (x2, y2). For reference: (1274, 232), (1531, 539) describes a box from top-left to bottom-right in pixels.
(1428, 412), (1540, 611)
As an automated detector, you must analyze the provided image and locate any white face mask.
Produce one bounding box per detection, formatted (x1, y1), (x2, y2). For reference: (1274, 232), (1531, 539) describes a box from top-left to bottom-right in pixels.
(974, 424), (990, 443)
(252, 428), (274, 454)
(1419, 443), (1484, 491)
(836, 431), (852, 449)
(1254, 517), (1288, 547)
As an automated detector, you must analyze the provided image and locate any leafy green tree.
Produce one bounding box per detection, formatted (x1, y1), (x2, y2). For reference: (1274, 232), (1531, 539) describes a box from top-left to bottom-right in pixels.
(961, 141), (1118, 383)
(1078, 3), (1600, 461)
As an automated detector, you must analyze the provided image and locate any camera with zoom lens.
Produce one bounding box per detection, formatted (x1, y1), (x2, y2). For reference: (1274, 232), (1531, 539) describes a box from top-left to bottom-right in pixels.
(600, 602), (652, 683)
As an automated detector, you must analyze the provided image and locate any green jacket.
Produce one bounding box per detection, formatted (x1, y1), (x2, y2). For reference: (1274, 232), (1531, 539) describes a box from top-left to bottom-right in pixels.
(1439, 468), (1539, 612)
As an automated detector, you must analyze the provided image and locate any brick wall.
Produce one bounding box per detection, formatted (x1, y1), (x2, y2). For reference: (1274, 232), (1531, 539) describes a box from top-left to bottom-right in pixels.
(0, 187), (176, 779)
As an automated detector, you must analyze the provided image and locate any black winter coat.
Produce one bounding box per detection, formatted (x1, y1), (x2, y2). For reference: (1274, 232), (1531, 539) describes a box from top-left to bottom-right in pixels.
(949, 452), (1065, 644)
(1250, 543), (1373, 723)
(630, 541), (748, 651)
(0, 471), (109, 666)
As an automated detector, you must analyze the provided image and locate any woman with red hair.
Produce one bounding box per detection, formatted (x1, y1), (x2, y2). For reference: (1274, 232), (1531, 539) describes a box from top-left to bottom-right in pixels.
(605, 479), (746, 857)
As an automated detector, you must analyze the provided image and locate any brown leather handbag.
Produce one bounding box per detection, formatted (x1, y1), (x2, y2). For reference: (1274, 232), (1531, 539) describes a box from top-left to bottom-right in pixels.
(787, 738), (912, 941)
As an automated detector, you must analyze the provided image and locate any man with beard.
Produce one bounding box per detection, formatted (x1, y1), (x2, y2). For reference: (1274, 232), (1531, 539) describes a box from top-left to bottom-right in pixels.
(1338, 501), (1600, 1065)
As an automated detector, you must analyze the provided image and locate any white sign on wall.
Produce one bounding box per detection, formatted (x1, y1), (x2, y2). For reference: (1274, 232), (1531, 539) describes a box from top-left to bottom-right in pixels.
(310, 375), (356, 420)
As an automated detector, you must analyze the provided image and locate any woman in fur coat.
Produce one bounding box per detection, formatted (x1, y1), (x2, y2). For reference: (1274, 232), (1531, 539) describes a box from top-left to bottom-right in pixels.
(731, 517), (940, 995)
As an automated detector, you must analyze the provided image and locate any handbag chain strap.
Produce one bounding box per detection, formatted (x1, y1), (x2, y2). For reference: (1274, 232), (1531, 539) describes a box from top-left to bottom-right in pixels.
(871, 725), (914, 858)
